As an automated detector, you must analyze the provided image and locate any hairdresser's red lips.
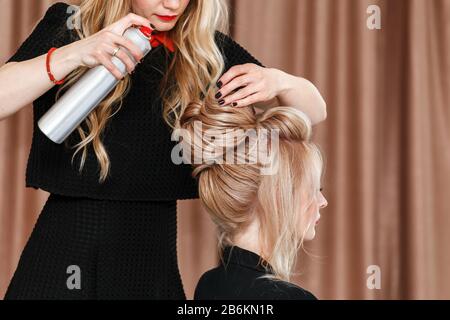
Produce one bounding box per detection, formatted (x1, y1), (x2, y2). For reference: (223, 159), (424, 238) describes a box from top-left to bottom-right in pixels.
(155, 14), (178, 22)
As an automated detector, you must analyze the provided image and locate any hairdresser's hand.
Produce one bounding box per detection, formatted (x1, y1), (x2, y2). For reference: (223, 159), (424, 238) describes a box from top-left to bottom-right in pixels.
(64, 13), (152, 80)
(214, 64), (281, 108)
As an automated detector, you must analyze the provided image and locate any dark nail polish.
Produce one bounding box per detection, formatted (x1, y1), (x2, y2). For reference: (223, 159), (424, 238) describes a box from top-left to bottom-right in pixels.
(219, 99), (225, 105)
(232, 102), (238, 107)
(217, 81), (222, 88)
(150, 23), (156, 29)
(215, 92), (222, 99)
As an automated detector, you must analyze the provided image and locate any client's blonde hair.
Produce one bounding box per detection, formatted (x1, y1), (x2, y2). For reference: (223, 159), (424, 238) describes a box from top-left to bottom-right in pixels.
(177, 96), (324, 282)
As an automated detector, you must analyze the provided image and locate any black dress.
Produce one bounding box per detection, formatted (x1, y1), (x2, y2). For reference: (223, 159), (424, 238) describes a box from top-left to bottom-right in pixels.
(3, 2), (265, 299)
(194, 246), (317, 300)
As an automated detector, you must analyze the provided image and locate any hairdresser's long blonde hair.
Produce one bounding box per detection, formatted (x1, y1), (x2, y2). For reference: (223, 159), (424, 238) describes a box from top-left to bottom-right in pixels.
(178, 98), (324, 282)
(61, 0), (229, 182)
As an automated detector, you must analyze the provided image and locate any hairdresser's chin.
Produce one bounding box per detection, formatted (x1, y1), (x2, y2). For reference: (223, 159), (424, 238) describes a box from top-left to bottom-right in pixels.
(132, 0), (190, 32)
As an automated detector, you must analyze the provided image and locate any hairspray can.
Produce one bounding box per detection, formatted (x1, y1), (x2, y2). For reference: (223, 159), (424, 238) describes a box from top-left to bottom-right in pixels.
(38, 26), (153, 144)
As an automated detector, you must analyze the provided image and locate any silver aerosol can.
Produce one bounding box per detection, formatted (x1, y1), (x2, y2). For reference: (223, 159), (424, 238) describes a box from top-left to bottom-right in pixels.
(38, 26), (153, 144)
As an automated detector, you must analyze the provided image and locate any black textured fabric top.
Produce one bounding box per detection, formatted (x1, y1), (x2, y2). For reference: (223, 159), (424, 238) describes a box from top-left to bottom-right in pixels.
(194, 246), (318, 300)
(6, 2), (265, 201)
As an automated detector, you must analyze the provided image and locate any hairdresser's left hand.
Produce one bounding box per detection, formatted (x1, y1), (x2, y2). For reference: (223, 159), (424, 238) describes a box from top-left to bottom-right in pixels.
(215, 64), (281, 108)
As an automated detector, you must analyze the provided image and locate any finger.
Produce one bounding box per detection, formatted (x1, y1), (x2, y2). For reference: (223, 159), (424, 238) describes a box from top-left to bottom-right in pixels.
(217, 64), (252, 88)
(114, 13), (151, 33)
(219, 84), (258, 107)
(107, 44), (136, 74)
(233, 92), (262, 108)
(108, 32), (144, 62)
(98, 53), (124, 80)
(124, 13), (152, 28)
(217, 74), (253, 102)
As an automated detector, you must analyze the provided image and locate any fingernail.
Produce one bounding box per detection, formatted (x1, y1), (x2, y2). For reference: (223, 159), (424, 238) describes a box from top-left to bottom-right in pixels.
(232, 102), (238, 107)
(150, 23), (156, 29)
(217, 81), (222, 88)
(215, 92), (222, 99)
(219, 99), (225, 105)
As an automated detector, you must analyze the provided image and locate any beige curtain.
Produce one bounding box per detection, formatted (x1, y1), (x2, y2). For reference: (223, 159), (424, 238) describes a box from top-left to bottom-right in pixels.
(1, 0), (449, 300)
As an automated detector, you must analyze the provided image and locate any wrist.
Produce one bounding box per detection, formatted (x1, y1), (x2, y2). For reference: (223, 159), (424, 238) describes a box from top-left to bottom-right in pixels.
(272, 68), (297, 96)
(49, 44), (80, 79)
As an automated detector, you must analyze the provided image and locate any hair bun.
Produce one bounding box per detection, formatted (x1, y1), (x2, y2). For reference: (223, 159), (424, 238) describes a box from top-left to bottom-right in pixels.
(256, 107), (312, 142)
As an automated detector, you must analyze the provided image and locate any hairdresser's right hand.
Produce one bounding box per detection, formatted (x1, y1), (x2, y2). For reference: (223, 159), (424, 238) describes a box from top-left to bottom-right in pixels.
(66, 13), (152, 80)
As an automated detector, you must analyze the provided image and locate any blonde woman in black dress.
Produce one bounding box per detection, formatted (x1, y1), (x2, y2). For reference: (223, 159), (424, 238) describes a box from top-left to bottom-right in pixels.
(0, 0), (326, 299)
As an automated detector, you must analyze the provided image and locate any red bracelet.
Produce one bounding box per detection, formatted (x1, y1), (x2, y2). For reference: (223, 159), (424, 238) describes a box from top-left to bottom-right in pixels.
(46, 47), (66, 85)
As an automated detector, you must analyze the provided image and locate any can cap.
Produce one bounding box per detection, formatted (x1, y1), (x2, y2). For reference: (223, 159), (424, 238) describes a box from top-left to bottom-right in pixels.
(139, 26), (153, 40)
